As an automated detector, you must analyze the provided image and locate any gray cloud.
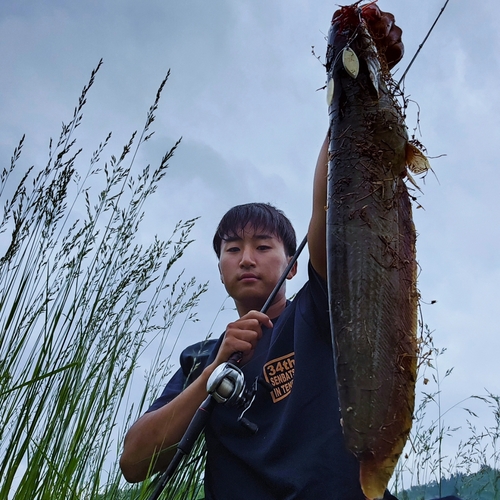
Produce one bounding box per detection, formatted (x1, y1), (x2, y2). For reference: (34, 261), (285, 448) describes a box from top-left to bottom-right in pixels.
(1, 0), (499, 465)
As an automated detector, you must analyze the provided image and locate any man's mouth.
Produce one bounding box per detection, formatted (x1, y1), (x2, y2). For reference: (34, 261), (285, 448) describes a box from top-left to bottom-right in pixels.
(239, 273), (259, 281)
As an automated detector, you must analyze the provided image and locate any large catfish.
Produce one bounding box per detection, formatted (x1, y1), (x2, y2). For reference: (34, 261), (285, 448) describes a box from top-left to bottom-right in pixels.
(325, 3), (425, 499)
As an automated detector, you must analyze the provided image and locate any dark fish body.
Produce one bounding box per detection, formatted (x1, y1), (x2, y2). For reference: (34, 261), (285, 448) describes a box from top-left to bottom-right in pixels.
(326, 6), (418, 499)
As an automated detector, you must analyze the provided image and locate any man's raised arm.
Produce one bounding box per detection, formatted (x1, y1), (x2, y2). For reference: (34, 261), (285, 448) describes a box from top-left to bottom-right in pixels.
(308, 134), (329, 281)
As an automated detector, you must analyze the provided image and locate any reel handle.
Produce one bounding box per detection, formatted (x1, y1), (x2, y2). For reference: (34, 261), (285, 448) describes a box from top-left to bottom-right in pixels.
(228, 351), (242, 364)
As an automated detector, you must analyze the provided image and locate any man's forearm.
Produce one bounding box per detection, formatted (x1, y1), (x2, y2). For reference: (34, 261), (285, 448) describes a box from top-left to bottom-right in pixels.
(308, 133), (329, 280)
(119, 363), (216, 483)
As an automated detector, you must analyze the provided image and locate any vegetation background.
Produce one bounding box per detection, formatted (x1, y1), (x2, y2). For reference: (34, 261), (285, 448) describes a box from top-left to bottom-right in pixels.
(1, 65), (498, 500)
(1, 2), (498, 422)
(0, 66), (208, 499)
(1, 1), (499, 498)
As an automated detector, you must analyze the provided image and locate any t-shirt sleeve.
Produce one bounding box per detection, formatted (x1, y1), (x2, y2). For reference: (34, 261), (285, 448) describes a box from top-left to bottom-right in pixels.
(146, 338), (219, 413)
(308, 260), (328, 297)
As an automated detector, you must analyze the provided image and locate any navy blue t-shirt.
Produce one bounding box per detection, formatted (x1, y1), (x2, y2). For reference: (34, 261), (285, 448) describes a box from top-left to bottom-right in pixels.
(148, 264), (398, 500)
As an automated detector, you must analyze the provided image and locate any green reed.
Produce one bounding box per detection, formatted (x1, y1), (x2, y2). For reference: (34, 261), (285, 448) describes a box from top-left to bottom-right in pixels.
(391, 324), (500, 499)
(0, 61), (206, 500)
(7, 58), (500, 500)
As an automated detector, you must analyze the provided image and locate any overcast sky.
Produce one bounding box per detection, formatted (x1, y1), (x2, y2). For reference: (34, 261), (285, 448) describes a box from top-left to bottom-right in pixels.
(1, 0), (498, 468)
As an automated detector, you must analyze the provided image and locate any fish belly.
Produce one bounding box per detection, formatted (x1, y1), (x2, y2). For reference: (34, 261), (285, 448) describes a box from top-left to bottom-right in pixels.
(326, 10), (418, 500)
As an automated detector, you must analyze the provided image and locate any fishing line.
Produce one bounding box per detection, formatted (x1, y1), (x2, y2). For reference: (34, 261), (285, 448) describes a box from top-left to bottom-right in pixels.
(397, 0), (452, 86)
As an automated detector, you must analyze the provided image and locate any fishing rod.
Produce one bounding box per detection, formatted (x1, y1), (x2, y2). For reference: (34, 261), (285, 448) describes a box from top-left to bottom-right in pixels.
(147, 234), (308, 500)
(398, 0), (451, 86)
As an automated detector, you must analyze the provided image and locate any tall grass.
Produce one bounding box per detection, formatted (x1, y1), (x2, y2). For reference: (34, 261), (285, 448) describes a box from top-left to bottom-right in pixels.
(0, 61), (206, 499)
(4, 60), (499, 500)
(391, 324), (500, 499)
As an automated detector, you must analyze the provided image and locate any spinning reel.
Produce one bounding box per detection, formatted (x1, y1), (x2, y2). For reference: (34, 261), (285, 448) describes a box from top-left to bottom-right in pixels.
(207, 360), (259, 434)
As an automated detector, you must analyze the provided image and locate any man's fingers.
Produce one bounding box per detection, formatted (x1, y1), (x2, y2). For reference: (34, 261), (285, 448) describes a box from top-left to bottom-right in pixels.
(386, 40), (404, 69)
(359, 4), (404, 69)
(238, 310), (273, 330)
(362, 4), (393, 40)
(222, 312), (271, 362)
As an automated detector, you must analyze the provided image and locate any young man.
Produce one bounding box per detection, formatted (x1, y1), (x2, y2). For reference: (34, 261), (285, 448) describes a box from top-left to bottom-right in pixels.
(120, 7), (461, 500)
(121, 168), (398, 497)
(122, 195), (376, 498)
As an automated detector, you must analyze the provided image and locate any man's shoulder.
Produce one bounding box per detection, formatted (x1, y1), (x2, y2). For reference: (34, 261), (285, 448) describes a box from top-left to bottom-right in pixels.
(288, 261), (328, 307)
(146, 338), (220, 413)
(179, 338), (219, 378)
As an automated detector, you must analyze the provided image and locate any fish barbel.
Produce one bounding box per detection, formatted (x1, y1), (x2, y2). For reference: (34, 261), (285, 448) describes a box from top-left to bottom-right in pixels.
(326, 4), (421, 499)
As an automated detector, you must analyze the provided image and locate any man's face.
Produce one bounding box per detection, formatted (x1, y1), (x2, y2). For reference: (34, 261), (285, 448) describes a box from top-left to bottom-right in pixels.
(218, 225), (295, 315)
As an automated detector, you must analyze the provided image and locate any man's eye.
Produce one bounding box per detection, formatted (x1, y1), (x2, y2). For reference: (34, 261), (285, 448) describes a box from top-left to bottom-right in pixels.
(227, 246), (240, 252)
(257, 245), (271, 251)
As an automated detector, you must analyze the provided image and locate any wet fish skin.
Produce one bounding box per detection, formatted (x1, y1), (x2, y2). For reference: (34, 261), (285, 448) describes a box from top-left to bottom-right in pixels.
(326, 6), (418, 500)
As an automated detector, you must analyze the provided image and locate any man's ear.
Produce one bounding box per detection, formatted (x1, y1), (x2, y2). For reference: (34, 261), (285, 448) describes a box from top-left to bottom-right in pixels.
(286, 260), (298, 280)
(218, 262), (224, 284)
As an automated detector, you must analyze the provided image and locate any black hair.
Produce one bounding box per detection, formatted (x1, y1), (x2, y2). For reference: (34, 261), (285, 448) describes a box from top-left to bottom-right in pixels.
(212, 203), (296, 258)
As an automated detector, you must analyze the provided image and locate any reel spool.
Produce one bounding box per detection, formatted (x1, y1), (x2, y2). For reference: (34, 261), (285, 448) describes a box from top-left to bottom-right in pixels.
(207, 362), (246, 406)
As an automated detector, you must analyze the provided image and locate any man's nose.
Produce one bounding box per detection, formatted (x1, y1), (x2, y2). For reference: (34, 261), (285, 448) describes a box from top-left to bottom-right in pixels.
(239, 247), (256, 267)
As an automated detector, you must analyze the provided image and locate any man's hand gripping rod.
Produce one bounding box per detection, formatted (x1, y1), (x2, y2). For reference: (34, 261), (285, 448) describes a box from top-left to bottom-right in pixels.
(147, 235), (307, 500)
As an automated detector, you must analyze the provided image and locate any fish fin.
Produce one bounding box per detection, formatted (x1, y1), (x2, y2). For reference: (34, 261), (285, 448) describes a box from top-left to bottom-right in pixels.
(366, 55), (380, 96)
(406, 142), (431, 174)
(405, 170), (423, 193)
(358, 20), (382, 97)
(360, 455), (395, 500)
